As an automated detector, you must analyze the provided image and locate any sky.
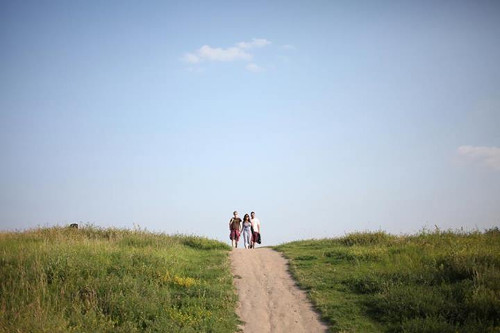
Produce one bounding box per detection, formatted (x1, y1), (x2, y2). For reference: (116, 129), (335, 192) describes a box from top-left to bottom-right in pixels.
(1, 0), (499, 245)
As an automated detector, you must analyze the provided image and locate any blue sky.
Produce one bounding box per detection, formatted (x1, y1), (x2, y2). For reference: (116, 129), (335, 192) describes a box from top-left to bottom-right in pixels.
(1, 0), (499, 245)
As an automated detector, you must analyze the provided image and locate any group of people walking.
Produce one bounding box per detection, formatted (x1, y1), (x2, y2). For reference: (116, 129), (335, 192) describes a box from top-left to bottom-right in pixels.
(229, 211), (261, 249)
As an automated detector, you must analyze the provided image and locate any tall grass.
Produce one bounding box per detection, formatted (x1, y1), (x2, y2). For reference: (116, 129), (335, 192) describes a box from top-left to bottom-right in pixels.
(275, 228), (500, 332)
(0, 226), (238, 332)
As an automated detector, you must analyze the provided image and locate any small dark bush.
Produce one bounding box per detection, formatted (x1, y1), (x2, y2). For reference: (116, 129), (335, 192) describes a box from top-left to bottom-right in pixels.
(484, 227), (499, 236)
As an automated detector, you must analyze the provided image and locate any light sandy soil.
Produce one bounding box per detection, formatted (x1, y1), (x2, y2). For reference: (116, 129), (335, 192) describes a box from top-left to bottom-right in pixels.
(230, 247), (328, 333)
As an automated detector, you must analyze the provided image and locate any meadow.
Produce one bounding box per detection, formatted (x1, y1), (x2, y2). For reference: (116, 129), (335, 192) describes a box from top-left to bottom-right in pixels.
(0, 226), (239, 332)
(275, 228), (500, 333)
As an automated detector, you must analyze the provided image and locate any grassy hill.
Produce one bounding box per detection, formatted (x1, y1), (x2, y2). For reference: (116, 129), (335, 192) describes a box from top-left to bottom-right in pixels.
(275, 228), (500, 333)
(0, 226), (239, 332)
(3, 225), (499, 332)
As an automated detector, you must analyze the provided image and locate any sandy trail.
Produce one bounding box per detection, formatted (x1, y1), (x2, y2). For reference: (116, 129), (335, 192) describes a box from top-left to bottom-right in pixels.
(230, 247), (328, 333)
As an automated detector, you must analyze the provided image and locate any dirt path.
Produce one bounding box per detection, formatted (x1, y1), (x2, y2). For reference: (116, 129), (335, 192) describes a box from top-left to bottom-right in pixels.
(230, 248), (328, 333)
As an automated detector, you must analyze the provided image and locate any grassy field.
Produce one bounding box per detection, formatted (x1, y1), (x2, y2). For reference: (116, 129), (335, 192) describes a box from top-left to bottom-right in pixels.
(0, 226), (239, 332)
(275, 228), (500, 333)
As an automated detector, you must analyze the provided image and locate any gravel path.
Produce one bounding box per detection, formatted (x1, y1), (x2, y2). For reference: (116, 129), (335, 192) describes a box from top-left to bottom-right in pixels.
(230, 248), (328, 333)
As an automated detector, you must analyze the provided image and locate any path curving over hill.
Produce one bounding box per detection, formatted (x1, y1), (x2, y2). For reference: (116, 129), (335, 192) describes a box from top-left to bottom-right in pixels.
(230, 248), (328, 333)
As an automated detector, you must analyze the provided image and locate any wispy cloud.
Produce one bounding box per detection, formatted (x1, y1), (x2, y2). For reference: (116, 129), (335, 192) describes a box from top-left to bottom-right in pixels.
(457, 145), (500, 170)
(183, 45), (252, 64)
(236, 38), (271, 49)
(282, 44), (296, 50)
(182, 38), (272, 71)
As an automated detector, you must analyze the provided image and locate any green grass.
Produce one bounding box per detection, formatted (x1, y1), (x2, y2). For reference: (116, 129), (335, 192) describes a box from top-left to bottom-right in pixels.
(0, 226), (238, 332)
(275, 228), (500, 333)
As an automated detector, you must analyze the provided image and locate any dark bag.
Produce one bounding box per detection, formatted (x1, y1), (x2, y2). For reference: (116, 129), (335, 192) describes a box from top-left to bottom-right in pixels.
(257, 233), (261, 244)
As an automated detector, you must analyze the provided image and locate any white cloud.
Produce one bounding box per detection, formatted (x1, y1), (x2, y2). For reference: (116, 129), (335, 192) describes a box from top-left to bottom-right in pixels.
(457, 145), (500, 170)
(183, 46), (251, 63)
(246, 63), (264, 73)
(236, 38), (271, 49)
(198, 45), (252, 62)
(182, 38), (271, 69)
(282, 44), (296, 50)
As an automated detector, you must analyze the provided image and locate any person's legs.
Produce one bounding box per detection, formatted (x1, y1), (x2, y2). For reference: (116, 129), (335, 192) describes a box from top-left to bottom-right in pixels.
(252, 232), (258, 249)
(230, 230), (236, 248)
(245, 229), (251, 248)
(235, 230), (240, 248)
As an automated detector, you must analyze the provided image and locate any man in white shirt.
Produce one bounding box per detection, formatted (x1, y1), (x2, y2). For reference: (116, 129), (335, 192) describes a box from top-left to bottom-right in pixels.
(250, 211), (261, 249)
